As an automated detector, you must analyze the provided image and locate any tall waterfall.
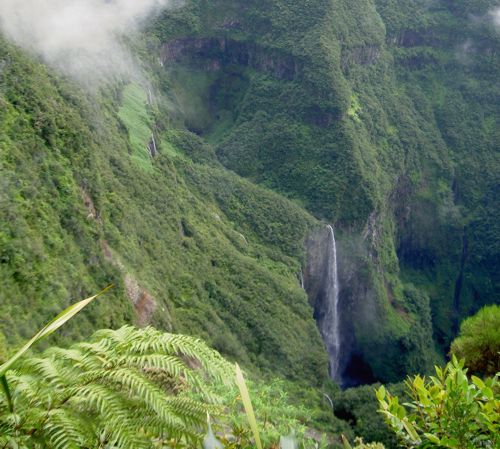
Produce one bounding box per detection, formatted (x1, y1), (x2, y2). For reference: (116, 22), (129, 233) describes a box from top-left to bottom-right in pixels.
(319, 225), (342, 383)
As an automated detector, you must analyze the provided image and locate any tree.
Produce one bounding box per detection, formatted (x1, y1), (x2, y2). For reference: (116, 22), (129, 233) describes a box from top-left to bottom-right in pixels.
(376, 357), (499, 449)
(450, 304), (500, 377)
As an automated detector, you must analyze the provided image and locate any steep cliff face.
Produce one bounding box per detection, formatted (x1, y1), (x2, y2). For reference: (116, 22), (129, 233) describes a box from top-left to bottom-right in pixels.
(161, 38), (302, 81)
(151, 0), (499, 381)
(305, 225), (436, 385)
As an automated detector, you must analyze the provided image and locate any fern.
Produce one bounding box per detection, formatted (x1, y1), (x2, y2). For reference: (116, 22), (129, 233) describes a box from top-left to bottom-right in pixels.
(0, 326), (233, 448)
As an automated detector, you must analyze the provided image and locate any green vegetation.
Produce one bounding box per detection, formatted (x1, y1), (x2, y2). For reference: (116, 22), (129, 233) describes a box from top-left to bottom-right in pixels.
(0, 326), (232, 448)
(0, 0), (499, 447)
(5, 331), (486, 449)
(117, 83), (154, 171)
(0, 295), (330, 449)
(0, 36), (326, 385)
(0, 289), (227, 448)
(377, 358), (500, 449)
(0, 292), (322, 449)
(0, 290), (498, 449)
(450, 305), (500, 377)
(149, 0), (500, 380)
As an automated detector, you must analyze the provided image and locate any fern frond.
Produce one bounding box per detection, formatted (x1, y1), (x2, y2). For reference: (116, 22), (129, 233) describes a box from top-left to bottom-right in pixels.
(1, 326), (233, 448)
(121, 354), (190, 377)
(44, 408), (86, 449)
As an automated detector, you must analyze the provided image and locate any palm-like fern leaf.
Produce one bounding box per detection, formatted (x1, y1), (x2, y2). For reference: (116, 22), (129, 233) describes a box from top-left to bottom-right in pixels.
(0, 326), (233, 448)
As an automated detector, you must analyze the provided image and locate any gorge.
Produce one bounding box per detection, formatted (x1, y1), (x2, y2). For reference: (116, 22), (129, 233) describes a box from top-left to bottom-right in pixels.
(0, 0), (498, 418)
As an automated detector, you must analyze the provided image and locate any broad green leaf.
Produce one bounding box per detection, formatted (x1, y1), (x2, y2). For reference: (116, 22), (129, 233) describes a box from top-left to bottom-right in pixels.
(235, 363), (262, 449)
(0, 285), (112, 377)
(341, 435), (353, 449)
(482, 387), (494, 400)
(424, 433), (440, 444)
(402, 419), (419, 442)
(413, 376), (424, 389)
(376, 385), (386, 401)
(472, 376), (486, 390)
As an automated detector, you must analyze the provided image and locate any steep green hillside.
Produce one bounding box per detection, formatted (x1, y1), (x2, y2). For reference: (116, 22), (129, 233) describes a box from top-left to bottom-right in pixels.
(0, 37), (327, 384)
(149, 0), (499, 382)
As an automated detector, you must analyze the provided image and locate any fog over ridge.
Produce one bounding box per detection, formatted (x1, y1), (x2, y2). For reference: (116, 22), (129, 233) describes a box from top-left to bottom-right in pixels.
(491, 6), (500, 27)
(0, 0), (175, 83)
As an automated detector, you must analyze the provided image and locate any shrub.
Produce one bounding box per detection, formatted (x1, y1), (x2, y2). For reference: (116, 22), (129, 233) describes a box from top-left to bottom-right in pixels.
(377, 357), (499, 449)
(450, 304), (500, 377)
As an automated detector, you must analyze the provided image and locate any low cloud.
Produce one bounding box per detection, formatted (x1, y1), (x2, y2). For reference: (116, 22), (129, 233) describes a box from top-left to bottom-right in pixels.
(490, 7), (500, 28)
(0, 0), (174, 83)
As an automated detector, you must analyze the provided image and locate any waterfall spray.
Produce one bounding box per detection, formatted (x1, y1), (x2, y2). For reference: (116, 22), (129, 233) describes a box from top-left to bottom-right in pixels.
(318, 225), (342, 383)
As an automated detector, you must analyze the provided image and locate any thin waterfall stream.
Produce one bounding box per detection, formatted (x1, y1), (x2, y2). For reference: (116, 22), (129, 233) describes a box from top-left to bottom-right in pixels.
(318, 225), (342, 383)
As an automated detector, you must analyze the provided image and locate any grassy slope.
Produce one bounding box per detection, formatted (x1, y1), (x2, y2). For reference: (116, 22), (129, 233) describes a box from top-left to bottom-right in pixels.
(0, 38), (327, 384)
(117, 83), (154, 171)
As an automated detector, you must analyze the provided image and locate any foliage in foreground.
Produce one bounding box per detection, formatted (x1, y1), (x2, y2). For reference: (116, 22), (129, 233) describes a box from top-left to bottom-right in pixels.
(450, 304), (500, 377)
(0, 320), (375, 449)
(342, 437), (385, 449)
(377, 357), (499, 449)
(0, 290), (335, 449)
(0, 326), (232, 449)
(205, 366), (384, 449)
(3, 295), (499, 449)
(206, 369), (331, 449)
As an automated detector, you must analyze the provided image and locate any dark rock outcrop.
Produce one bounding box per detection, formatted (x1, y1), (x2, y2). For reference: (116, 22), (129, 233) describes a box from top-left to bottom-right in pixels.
(341, 45), (381, 72)
(161, 37), (302, 81)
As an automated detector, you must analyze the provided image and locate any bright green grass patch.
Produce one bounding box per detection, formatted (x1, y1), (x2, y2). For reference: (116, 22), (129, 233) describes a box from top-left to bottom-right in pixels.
(118, 83), (153, 171)
(348, 94), (362, 123)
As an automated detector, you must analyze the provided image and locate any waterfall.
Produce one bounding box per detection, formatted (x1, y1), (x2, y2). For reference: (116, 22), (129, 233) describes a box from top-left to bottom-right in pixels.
(318, 225), (342, 383)
(150, 133), (157, 157)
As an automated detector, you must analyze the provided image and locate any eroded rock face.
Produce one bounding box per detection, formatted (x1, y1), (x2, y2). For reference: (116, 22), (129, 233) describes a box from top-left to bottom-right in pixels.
(124, 275), (157, 327)
(161, 37), (302, 81)
(100, 240), (157, 327)
(341, 45), (381, 72)
(80, 187), (102, 224)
